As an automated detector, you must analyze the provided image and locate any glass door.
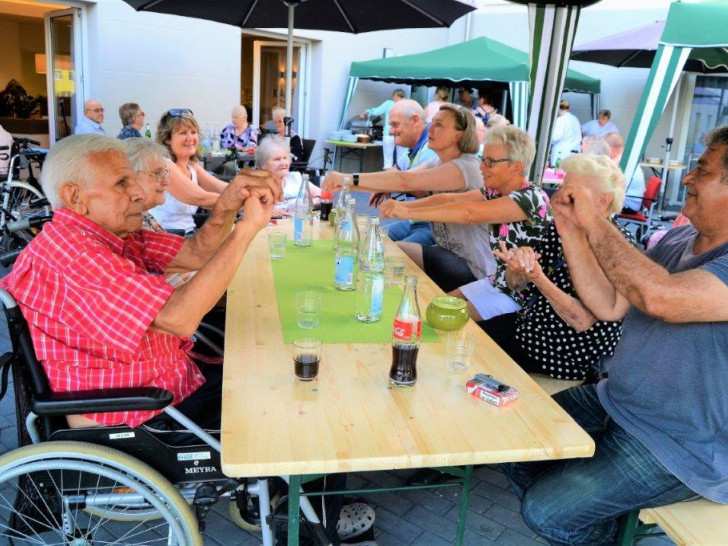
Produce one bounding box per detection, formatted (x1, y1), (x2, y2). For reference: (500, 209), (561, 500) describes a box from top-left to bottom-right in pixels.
(44, 8), (83, 143)
(252, 40), (306, 134)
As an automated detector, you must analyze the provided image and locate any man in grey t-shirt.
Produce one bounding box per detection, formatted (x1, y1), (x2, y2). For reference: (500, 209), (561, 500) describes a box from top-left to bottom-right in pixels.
(502, 126), (728, 544)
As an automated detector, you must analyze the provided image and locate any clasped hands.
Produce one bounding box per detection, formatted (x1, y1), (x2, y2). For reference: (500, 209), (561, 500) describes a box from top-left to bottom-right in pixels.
(493, 240), (543, 281)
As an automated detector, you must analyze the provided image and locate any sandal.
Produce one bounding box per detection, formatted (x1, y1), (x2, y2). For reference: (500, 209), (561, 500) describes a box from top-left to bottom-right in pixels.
(336, 502), (375, 540)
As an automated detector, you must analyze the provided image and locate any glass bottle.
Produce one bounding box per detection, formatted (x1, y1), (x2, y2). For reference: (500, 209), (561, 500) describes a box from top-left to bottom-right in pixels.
(293, 174), (313, 247)
(333, 176), (351, 250)
(389, 275), (421, 387)
(144, 123), (152, 139)
(203, 124), (212, 151)
(211, 124), (221, 151)
(355, 217), (385, 322)
(333, 198), (359, 291)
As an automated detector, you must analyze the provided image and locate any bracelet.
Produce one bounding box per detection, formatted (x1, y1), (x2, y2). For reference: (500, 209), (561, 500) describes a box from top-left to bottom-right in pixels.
(353, 173), (360, 186)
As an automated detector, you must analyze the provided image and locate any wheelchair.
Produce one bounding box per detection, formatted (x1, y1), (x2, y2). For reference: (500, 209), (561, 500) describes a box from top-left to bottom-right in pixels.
(0, 287), (330, 545)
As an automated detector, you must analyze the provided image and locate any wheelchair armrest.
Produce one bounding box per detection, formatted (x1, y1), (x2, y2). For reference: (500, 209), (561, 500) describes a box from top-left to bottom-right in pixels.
(31, 387), (173, 416)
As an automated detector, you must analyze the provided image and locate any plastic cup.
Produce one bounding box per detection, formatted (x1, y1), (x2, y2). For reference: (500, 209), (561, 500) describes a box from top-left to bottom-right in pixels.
(446, 331), (475, 372)
(268, 232), (287, 259)
(384, 256), (406, 289)
(292, 338), (321, 381)
(295, 290), (322, 329)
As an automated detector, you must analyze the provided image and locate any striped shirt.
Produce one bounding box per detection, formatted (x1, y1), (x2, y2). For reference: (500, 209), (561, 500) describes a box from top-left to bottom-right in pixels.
(0, 208), (204, 427)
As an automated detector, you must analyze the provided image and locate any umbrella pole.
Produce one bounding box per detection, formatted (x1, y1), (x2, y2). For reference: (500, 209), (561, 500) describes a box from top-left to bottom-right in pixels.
(285, 4), (295, 121)
(660, 75), (682, 212)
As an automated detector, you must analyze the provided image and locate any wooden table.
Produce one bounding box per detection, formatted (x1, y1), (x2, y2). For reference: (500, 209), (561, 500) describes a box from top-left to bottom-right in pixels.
(325, 139), (381, 172)
(222, 221), (594, 543)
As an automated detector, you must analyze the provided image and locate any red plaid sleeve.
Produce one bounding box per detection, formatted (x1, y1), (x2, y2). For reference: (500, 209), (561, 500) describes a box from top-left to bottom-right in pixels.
(63, 250), (175, 354)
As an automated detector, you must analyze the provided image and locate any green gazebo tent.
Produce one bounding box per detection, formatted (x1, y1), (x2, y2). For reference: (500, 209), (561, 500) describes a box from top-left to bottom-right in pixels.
(341, 36), (600, 131)
(621, 0), (728, 184)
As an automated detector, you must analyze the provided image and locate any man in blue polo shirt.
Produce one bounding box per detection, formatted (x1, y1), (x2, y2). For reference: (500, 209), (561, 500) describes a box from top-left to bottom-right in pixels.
(503, 125), (728, 544)
(376, 99), (439, 245)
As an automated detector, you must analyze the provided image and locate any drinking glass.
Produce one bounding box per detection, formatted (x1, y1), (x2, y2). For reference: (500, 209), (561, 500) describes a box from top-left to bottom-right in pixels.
(268, 232), (287, 259)
(446, 331), (475, 372)
(384, 256), (406, 289)
(295, 290), (322, 329)
(292, 338), (321, 381)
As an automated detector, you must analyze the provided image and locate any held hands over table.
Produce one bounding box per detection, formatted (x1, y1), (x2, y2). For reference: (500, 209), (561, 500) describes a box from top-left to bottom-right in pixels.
(322, 171), (344, 193)
(379, 199), (407, 219)
(240, 185), (275, 231)
(493, 240), (543, 282)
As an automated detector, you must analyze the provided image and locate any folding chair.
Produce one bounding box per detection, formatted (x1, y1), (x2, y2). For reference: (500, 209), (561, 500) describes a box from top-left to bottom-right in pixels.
(618, 175), (663, 244)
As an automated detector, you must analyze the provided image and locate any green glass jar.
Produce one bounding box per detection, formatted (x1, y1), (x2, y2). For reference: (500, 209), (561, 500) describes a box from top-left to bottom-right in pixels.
(425, 296), (469, 332)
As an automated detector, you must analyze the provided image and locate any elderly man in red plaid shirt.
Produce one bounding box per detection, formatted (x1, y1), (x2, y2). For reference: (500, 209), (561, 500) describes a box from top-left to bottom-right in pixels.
(0, 134), (279, 433)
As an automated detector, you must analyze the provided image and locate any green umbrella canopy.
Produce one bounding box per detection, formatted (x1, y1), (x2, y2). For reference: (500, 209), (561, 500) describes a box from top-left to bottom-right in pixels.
(349, 36), (600, 94)
(661, 0), (728, 48)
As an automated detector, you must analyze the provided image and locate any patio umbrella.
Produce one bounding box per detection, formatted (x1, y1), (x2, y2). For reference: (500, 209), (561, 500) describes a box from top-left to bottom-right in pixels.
(571, 12), (728, 196)
(505, 0), (603, 184)
(123, 0), (476, 117)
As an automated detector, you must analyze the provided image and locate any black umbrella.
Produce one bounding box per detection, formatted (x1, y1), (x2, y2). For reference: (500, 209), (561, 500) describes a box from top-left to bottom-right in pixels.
(123, 0), (476, 115)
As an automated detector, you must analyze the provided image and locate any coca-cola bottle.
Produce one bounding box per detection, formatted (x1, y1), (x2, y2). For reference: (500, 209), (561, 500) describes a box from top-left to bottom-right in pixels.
(333, 198), (359, 291)
(389, 275), (421, 387)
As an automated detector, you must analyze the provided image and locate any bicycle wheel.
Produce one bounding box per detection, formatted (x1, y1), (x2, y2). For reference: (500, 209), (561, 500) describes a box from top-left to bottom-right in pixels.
(0, 441), (202, 545)
(0, 181), (50, 254)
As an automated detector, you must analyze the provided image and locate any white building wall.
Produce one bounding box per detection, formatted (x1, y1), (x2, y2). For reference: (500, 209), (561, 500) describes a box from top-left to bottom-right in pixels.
(86, 1), (241, 138)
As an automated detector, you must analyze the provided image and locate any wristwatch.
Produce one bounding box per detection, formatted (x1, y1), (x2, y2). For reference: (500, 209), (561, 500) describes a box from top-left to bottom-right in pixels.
(353, 173), (360, 186)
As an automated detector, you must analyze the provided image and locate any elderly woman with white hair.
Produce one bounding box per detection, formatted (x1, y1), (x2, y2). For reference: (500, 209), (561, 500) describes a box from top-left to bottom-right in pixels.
(485, 153), (636, 381)
(271, 107), (304, 161)
(256, 135), (321, 217)
(220, 105), (258, 152)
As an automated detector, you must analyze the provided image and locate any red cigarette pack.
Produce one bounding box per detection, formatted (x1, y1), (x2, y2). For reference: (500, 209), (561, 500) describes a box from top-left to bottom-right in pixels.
(466, 378), (519, 407)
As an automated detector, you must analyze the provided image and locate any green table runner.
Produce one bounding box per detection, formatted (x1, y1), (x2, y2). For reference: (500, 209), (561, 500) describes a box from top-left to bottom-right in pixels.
(271, 239), (438, 343)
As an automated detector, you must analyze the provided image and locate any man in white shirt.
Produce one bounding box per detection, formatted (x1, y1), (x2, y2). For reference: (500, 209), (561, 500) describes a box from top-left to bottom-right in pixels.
(550, 100), (582, 166)
(604, 132), (646, 213)
(74, 99), (106, 135)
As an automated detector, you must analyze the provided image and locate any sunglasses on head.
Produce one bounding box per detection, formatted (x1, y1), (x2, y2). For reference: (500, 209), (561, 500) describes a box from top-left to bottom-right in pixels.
(167, 108), (193, 117)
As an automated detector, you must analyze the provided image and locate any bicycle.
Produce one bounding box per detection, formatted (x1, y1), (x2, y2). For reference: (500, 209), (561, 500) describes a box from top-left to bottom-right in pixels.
(0, 137), (51, 256)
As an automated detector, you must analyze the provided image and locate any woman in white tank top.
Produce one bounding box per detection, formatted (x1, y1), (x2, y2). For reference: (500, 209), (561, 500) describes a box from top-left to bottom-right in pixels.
(149, 109), (228, 233)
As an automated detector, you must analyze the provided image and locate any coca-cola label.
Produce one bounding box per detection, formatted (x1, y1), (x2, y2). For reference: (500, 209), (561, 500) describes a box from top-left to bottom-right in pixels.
(393, 318), (421, 341)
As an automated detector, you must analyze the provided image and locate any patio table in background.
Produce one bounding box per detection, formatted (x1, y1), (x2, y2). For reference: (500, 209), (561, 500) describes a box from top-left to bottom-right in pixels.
(221, 220), (594, 545)
(325, 139), (382, 172)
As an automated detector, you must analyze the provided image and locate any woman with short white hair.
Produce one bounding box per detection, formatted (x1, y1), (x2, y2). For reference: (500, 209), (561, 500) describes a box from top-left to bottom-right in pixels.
(256, 135), (321, 216)
(271, 107), (303, 161)
(484, 153), (635, 381)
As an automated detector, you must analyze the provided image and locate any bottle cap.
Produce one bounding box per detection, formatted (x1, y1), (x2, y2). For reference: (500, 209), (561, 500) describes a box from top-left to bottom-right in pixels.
(321, 191), (333, 200)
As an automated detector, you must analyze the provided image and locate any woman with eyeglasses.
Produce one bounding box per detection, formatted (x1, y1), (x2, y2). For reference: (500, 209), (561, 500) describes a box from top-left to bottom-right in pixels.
(117, 103), (145, 140)
(150, 109), (228, 235)
(379, 126), (552, 322)
(323, 103), (496, 293)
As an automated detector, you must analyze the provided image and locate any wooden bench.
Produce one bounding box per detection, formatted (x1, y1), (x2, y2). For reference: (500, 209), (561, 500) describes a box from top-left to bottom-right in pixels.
(618, 500), (728, 545)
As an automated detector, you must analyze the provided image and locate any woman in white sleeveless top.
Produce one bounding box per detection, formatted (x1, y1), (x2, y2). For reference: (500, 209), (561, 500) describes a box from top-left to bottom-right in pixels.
(150, 109), (228, 234)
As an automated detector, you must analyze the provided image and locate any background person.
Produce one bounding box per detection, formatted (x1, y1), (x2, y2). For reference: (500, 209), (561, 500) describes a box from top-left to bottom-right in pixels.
(221, 105), (258, 152)
(425, 86), (451, 122)
(485, 154), (634, 381)
(325, 104), (495, 292)
(456, 86), (476, 110)
(604, 131), (646, 213)
(550, 99), (581, 167)
(75, 98), (106, 135)
(582, 108), (619, 137)
(360, 88), (406, 169)
(256, 135), (321, 217)
(271, 107), (303, 162)
(150, 109), (229, 235)
(474, 88), (497, 125)
(117, 102), (145, 140)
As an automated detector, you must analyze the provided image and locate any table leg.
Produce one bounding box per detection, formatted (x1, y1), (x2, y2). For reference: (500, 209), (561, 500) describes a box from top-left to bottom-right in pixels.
(288, 474), (302, 546)
(359, 149), (364, 173)
(454, 465), (473, 545)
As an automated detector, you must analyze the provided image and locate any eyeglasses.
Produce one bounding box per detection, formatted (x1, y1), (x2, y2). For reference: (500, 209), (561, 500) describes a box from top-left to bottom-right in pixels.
(89, 108), (104, 113)
(480, 156), (511, 168)
(140, 168), (170, 182)
(167, 108), (193, 117)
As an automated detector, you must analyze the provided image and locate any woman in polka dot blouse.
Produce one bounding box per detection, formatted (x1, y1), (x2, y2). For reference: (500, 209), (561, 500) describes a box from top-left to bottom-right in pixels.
(485, 154), (636, 380)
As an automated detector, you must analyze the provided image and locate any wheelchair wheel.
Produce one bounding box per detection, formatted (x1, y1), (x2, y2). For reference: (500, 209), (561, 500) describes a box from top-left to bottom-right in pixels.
(0, 441), (202, 545)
